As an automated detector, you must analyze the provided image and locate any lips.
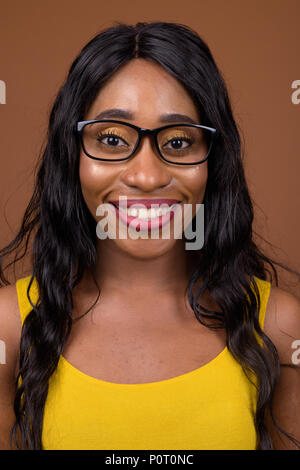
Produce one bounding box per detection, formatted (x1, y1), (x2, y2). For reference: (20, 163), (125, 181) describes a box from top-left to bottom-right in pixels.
(112, 202), (179, 232)
(109, 198), (181, 209)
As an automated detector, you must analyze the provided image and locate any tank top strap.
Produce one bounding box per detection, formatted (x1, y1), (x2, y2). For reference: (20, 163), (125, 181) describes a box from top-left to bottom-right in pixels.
(252, 275), (271, 331)
(16, 275), (40, 326)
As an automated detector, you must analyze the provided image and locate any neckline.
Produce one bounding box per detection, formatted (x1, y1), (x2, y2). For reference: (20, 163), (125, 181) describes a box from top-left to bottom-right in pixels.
(59, 346), (229, 388)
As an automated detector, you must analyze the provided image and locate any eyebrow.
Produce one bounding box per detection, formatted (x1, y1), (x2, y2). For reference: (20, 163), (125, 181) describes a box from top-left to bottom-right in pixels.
(92, 108), (199, 125)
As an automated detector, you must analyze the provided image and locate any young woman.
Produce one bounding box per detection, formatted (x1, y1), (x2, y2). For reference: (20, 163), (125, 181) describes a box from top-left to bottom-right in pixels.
(0, 21), (299, 451)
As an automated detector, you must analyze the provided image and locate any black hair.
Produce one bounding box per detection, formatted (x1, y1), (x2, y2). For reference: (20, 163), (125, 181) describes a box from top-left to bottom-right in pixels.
(0, 21), (299, 450)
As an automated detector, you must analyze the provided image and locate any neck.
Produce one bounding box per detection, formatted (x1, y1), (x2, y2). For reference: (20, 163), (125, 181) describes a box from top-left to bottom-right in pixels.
(91, 239), (199, 296)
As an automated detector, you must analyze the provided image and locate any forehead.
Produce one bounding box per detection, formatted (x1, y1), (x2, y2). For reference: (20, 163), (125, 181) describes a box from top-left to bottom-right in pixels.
(86, 59), (201, 123)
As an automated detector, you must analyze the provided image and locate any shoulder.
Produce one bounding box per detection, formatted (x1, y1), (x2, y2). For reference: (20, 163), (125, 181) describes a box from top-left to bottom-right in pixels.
(263, 284), (300, 364)
(262, 284), (300, 449)
(0, 282), (22, 330)
(0, 283), (23, 449)
(0, 282), (22, 379)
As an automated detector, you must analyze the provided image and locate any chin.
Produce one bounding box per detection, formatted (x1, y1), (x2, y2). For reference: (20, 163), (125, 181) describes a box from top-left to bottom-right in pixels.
(103, 236), (182, 260)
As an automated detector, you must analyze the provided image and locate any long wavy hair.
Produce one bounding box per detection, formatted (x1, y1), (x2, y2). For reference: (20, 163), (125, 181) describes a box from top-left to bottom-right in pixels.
(0, 21), (299, 450)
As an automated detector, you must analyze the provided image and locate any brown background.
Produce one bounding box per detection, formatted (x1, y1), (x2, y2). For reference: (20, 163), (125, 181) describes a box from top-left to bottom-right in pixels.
(0, 0), (299, 294)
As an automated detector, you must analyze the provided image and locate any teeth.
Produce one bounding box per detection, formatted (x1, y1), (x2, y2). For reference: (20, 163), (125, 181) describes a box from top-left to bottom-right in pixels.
(117, 204), (178, 220)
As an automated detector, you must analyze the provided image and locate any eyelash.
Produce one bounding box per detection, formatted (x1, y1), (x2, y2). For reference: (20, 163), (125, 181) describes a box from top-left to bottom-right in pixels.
(163, 136), (192, 147)
(97, 130), (128, 144)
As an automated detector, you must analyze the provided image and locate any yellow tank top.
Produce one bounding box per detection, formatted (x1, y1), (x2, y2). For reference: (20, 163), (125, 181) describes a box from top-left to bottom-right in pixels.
(15, 275), (271, 450)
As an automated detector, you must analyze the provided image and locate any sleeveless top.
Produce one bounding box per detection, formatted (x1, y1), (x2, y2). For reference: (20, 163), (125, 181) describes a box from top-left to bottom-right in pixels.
(15, 275), (271, 450)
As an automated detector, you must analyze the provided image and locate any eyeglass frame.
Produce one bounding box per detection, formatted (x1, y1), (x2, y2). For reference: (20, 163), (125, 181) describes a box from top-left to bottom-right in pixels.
(76, 119), (217, 166)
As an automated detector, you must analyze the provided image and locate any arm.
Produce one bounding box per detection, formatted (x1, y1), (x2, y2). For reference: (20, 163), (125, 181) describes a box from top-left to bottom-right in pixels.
(0, 284), (22, 450)
(263, 285), (300, 450)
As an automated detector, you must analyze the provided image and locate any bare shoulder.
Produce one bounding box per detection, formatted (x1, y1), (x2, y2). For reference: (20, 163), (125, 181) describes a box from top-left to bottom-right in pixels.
(264, 284), (300, 364)
(263, 284), (300, 449)
(0, 283), (22, 377)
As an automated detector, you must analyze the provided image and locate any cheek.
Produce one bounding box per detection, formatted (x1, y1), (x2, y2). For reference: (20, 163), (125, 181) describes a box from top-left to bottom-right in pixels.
(183, 162), (208, 203)
(79, 154), (114, 213)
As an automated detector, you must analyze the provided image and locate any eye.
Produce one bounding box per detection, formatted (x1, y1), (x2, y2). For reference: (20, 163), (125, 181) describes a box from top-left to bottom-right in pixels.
(97, 131), (129, 147)
(163, 136), (193, 150)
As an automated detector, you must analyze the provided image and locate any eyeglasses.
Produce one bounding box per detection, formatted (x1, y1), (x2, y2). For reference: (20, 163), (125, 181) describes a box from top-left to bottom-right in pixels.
(76, 119), (217, 165)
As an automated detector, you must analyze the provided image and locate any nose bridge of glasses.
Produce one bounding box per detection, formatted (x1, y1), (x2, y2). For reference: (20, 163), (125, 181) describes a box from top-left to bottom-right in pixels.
(135, 127), (159, 154)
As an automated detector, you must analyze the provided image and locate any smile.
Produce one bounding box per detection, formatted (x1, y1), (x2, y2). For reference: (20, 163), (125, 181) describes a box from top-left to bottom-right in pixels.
(108, 199), (181, 231)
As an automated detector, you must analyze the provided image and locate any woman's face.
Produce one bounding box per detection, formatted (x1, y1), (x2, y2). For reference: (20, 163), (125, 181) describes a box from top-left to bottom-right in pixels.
(79, 58), (208, 259)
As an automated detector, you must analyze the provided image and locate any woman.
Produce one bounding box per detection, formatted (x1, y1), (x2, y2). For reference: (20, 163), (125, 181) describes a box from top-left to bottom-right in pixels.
(0, 21), (299, 451)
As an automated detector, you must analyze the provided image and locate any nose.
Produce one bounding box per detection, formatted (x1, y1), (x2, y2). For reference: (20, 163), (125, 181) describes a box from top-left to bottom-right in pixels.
(120, 135), (172, 192)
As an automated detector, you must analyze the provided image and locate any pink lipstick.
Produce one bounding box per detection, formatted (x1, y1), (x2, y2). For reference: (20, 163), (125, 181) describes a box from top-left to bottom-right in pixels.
(109, 198), (180, 209)
(108, 198), (181, 231)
